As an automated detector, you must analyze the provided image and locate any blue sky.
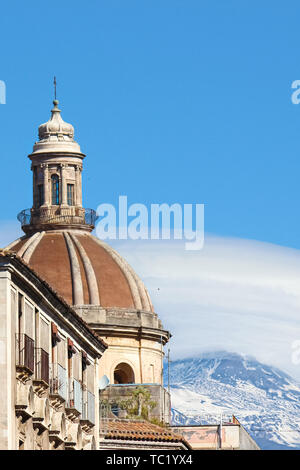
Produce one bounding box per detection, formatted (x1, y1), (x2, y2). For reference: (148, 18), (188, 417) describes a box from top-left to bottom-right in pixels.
(1, 0), (300, 249)
(1, 2), (300, 378)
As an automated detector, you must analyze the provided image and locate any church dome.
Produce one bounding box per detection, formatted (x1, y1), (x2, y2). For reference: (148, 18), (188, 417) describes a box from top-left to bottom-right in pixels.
(7, 231), (154, 312)
(5, 93), (169, 388)
(8, 96), (156, 315)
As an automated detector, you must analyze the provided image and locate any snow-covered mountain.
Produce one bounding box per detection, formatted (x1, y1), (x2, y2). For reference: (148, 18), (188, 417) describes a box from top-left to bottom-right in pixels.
(164, 352), (300, 450)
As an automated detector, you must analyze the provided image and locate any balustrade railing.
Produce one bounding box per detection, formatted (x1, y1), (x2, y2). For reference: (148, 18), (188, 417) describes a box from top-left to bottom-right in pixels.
(16, 334), (35, 373)
(82, 391), (95, 424)
(35, 348), (49, 384)
(17, 207), (98, 228)
(50, 363), (67, 401)
(67, 378), (83, 413)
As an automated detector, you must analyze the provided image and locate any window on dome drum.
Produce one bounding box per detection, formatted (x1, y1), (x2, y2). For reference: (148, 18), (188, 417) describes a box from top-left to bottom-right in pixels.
(37, 184), (44, 207)
(114, 363), (135, 384)
(51, 174), (60, 205)
(67, 184), (74, 206)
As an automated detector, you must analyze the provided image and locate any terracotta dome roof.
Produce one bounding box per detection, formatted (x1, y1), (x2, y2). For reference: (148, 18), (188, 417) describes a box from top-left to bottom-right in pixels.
(6, 231), (154, 312)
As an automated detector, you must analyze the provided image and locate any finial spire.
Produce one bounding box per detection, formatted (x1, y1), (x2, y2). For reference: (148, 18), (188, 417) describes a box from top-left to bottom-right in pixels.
(54, 76), (57, 100)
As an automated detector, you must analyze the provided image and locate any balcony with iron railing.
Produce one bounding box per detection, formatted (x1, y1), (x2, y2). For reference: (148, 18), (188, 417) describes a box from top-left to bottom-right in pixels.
(65, 378), (83, 420)
(82, 390), (95, 429)
(17, 207), (98, 233)
(50, 363), (67, 407)
(16, 333), (35, 380)
(34, 348), (49, 392)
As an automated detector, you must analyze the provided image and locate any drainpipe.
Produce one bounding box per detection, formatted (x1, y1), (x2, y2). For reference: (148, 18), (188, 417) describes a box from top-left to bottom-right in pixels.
(219, 412), (223, 449)
(138, 326), (143, 384)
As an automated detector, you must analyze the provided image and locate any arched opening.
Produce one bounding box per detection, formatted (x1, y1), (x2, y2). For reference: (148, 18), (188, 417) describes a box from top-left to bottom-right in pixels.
(114, 362), (135, 384)
(51, 174), (60, 205)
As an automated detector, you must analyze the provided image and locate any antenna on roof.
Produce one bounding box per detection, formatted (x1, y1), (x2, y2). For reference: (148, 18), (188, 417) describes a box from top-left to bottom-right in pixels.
(99, 374), (110, 390)
(53, 76), (57, 100)
(167, 347), (171, 395)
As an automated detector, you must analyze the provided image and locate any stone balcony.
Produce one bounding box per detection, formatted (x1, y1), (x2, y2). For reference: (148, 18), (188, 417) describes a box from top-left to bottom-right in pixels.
(17, 206), (98, 234)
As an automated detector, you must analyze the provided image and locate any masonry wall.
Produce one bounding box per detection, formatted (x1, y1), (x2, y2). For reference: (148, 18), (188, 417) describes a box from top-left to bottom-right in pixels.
(98, 336), (163, 385)
(239, 425), (260, 450)
(171, 424), (259, 450)
(172, 425), (240, 450)
(100, 384), (171, 425)
(0, 262), (102, 450)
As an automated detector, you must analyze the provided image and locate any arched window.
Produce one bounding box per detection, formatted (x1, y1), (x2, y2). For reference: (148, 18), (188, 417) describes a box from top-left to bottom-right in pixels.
(51, 174), (60, 205)
(114, 363), (135, 384)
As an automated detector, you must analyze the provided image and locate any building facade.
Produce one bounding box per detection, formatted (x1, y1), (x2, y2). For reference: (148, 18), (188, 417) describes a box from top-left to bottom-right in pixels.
(1, 98), (259, 451)
(2, 99), (172, 447)
(8, 99), (170, 393)
(0, 250), (106, 450)
(172, 417), (260, 450)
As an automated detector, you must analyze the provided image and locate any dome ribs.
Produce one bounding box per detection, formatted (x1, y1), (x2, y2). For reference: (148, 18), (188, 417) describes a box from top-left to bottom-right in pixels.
(90, 235), (142, 309)
(71, 238), (90, 305)
(7, 231), (155, 313)
(23, 231), (45, 263)
(16, 231), (41, 258)
(90, 235), (152, 312)
(77, 234), (135, 309)
(4, 235), (28, 251)
(63, 232), (84, 305)
(24, 232), (74, 305)
(69, 232), (100, 305)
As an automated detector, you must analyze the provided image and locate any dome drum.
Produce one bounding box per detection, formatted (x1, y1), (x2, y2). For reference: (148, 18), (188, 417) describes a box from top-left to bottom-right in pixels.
(75, 305), (170, 344)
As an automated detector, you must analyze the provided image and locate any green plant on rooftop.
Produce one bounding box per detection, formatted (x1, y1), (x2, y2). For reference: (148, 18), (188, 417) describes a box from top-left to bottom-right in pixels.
(118, 386), (157, 421)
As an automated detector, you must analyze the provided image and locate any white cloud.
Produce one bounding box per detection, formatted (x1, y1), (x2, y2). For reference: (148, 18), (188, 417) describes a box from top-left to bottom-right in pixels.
(2, 221), (300, 380)
(111, 235), (300, 380)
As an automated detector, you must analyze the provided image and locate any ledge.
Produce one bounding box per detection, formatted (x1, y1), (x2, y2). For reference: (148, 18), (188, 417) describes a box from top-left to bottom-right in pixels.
(16, 365), (34, 384)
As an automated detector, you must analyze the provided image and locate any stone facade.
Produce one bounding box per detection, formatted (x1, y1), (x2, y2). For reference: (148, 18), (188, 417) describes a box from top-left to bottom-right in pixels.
(100, 384), (171, 425)
(0, 252), (106, 450)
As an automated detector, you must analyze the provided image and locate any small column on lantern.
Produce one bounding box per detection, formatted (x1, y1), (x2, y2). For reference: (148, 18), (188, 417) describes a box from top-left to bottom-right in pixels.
(75, 165), (83, 207)
(61, 163), (68, 207)
(44, 164), (49, 206)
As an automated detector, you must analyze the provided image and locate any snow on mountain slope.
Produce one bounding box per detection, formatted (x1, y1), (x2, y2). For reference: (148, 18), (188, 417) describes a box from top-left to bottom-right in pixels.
(164, 352), (300, 449)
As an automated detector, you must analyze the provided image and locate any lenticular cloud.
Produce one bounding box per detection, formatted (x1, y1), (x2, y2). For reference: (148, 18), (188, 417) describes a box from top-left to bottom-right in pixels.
(112, 235), (300, 380)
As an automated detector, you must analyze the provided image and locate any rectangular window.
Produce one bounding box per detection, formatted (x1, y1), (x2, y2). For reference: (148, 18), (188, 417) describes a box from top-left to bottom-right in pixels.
(40, 317), (50, 354)
(57, 337), (66, 367)
(67, 184), (74, 206)
(51, 174), (60, 205)
(24, 301), (34, 340)
(73, 351), (82, 382)
(38, 184), (44, 207)
(87, 363), (94, 392)
(51, 336), (67, 399)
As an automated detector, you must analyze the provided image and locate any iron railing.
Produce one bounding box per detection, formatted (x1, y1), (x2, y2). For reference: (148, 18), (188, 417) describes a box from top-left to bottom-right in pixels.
(16, 334), (35, 373)
(82, 391), (95, 424)
(17, 208), (98, 227)
(67, 378), (83, 413)
(35, 348), (49, 384)
(17, 209), (31, 226)
(50, 363), (67, 401)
